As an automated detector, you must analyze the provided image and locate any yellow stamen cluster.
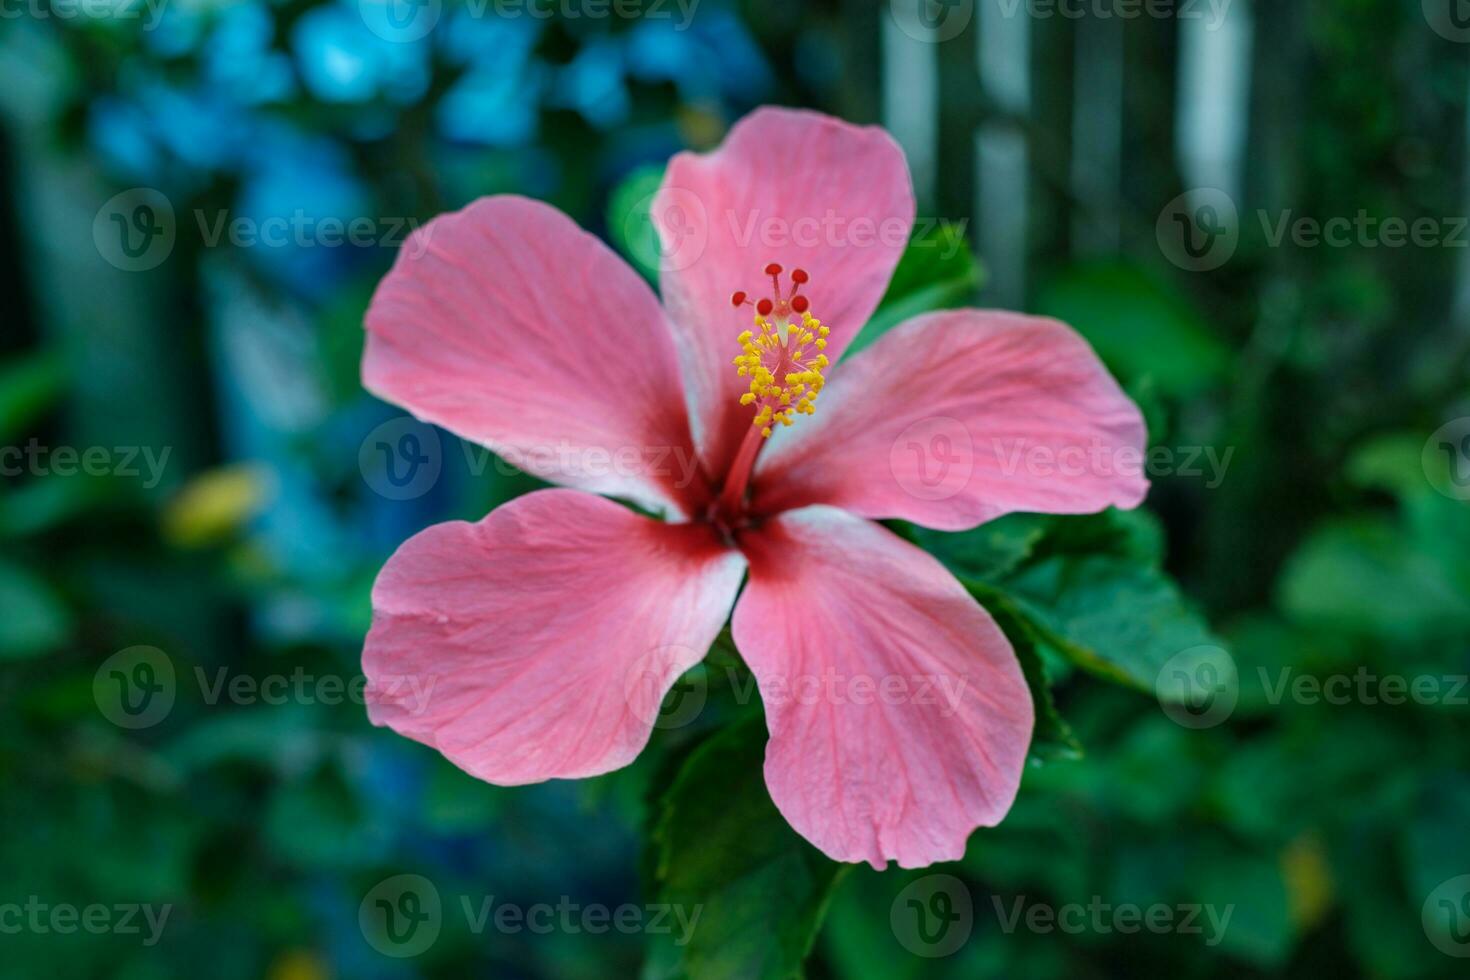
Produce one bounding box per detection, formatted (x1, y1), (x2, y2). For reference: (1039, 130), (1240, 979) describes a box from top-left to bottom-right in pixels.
(732, 311), (830, 437)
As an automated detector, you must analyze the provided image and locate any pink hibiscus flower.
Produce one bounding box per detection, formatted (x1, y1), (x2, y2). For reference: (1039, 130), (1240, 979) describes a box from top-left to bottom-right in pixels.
(361, 107), (1148, 869)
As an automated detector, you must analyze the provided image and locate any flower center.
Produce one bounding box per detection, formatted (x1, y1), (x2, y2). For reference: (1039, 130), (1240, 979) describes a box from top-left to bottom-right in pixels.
(730, 264), (830, 438)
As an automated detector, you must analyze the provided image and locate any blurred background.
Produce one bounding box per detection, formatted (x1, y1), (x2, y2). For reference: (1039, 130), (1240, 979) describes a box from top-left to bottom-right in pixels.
(2, 0), (1470, 977)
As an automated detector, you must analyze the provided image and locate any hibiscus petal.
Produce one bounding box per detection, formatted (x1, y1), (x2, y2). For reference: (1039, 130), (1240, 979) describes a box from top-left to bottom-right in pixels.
(752, 310), (1150, 530)
(732, 506), (1033, 869)
(364, 195), (708, 518)
(652, 108), (914, 481)
(364, 489), (746, 784)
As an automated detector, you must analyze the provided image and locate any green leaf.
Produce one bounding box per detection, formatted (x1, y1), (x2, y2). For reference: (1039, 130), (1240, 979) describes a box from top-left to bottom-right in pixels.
(1403, 774), (1470, 902)
(607, 164), (668, 283)
(967, 579), (1082, 761)
(421, 755), (505, 833)
(1345, 432), (1432, 501)
(647, 715), (845, 980)
(264, 765), (392, 871)
(0, 475), (120, 539)
(316, 277), (375, 406)
(0, 557), (72, 659)
(999, 556), (1223, 693)
(1278, 517), (1470, 636)
(1035, 262), (1228, 397)
(910, 512), (1050, 583)
(1347, 432), (1470, 587)
(0, 350), (66, 443)
(1190, 845), (1294, 967)
(846, 222), (982, 357)
(1033, 508), (1165, 567)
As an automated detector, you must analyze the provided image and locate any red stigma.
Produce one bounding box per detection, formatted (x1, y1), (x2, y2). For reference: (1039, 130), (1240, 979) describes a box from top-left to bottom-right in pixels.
(733, 264), (815, 322)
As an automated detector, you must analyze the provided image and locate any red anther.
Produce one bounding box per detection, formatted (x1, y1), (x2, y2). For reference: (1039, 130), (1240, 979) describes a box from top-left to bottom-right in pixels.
(791, 295), (810, 313)
(790, 268), (809, 285)
(764, 263), (783, 276)
(756, 298), (774, 316)
(731, 291), (747, 307)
